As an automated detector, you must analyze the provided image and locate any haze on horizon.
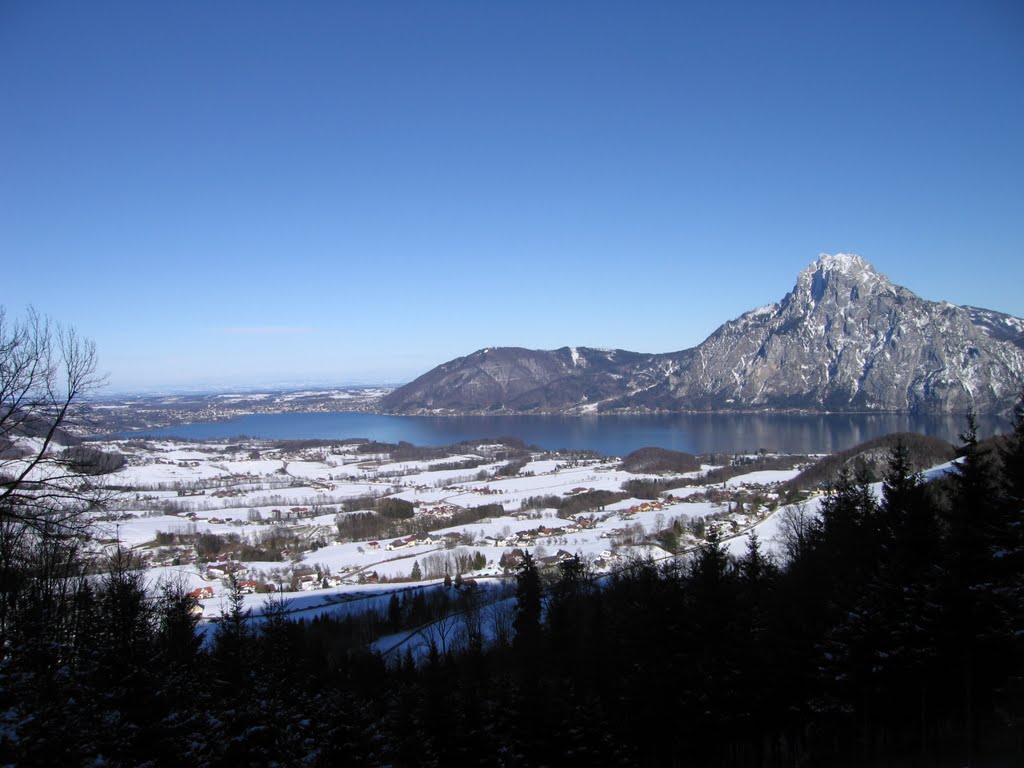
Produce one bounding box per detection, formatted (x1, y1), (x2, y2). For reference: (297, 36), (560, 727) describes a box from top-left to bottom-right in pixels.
(2, 1), (1022, 392)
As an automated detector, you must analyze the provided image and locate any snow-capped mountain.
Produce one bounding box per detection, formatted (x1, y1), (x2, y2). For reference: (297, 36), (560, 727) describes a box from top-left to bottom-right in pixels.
(381, 254), (1024, 415)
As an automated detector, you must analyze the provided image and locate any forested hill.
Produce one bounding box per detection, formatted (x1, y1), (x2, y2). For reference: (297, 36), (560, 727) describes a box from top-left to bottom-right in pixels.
(382, 254), (1024, 415)
(3, 411), (1023, 766)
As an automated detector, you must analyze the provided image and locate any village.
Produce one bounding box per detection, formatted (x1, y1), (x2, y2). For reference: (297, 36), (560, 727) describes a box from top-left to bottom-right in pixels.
(87, 436), (814, 627)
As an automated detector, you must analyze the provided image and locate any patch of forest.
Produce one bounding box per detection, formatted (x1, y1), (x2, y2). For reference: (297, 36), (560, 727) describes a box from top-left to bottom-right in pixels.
(2, 414), (1023, 766)
(622, 452), (812, 499)
(782, 431), (955, 491)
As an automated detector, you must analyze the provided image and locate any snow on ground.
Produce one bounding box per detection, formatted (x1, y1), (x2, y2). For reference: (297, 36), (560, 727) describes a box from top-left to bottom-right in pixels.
(375, 455), (483, 475)
(722, 456), (959, 560)
(280, 460), (337, 479)
(71, 435), (947, 639)
(924, 460), (957, 481)
(218, 458), (286, 475)
(722, 469), (799, 487)
(723, 495), (825, 560)
(113, 461), (230, 486)
(77, 432), (965, 661)
(667, 485), (708, 499)
(99, 514), (201, 547)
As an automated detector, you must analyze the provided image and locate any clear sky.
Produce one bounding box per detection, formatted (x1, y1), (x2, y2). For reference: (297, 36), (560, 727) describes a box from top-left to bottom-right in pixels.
(2, 1), (1022, 392)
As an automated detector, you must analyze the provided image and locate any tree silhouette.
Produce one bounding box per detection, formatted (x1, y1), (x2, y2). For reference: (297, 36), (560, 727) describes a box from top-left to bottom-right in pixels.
(513, 551), (542, 656)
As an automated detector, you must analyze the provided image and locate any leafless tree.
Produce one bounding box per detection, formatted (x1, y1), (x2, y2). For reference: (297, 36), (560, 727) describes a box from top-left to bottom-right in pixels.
(458, 584), (484, 652)
(487, 598), (516, 650)
(1, 306), (109, 537)
(418, 606), (460, 658)
(776, 502), (818, 565)
(1, 308), (109, 645)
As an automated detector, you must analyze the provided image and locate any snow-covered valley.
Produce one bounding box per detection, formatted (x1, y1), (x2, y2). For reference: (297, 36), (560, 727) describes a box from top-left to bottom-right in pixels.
(78, 436), (826, 643)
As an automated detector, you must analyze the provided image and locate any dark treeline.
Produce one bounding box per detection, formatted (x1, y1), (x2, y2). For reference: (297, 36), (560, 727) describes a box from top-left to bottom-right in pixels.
(519, 488), (630, 517)
(621, 446), (703, 473)
(623, 453), (813, 500)
(782, 431), (956, 492)
(2, 407), (1023, 766)
(354, 437), (533, 463)
(335, 501), (507, 544)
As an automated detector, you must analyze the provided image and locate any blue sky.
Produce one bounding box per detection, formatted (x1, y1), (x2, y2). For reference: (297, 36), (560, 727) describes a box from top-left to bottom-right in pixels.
(2, 1), (1022, 392)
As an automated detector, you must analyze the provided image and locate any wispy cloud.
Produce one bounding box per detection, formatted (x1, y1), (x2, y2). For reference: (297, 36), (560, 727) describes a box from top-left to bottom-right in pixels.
(214, 326), (316, 336)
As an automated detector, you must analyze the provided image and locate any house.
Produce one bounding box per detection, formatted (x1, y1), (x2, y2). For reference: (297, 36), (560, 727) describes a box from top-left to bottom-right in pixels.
(498, 549), (526, 572)
(206, 561), (242, 579)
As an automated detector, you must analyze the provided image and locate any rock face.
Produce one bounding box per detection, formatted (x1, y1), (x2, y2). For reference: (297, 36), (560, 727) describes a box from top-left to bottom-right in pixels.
(381, 254), (1024, 415)
(666, 254), (1024, 413)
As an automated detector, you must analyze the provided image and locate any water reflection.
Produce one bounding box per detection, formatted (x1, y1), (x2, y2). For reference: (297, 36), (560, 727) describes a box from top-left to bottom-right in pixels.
(132, 411), (1011, 456)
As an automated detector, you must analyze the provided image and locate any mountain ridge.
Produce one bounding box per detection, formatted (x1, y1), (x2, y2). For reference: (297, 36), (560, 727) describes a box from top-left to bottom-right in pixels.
(381, 254), (1024, 415)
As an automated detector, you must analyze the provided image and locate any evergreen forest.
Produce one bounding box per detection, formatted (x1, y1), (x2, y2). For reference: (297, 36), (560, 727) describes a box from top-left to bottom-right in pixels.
(2, 408), (1023, 767)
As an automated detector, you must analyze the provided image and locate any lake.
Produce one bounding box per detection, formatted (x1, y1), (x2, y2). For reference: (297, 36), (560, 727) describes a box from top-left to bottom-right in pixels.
(123, 411), (1010, 456)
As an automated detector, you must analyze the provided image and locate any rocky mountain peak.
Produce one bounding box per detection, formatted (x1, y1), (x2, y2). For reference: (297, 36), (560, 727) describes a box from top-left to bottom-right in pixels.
(812, 252), (873, 274)
(789, 252), (896, 309)
(382, 253), (1024, 415)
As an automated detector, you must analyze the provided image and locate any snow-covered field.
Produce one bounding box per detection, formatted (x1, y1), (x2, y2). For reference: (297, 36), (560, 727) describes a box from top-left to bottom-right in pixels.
(10, 429), (963, 661)
(39, 436), (899, 640)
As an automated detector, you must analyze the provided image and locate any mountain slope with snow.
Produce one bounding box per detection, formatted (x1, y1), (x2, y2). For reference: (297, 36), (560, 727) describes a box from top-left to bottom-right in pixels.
(382, 254), (1024, 415)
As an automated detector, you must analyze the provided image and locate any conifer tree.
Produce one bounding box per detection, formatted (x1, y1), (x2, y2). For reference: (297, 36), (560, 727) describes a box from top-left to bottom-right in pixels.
(1001, 392), (1024, 518)
(513, 551), (542, 654)
(214, 572), (252, 684)
(155, 579), (202, 667)
(820, 467), (881, 559)
(943, 410), (1009, 763)
(734, 531), (782, 749)
(387, 591), (402, 629)
(818, 442), (945, 756)
(546, 553), (589, 660)
(686, 527), (742, 742)
(993, 395), (1024, 747)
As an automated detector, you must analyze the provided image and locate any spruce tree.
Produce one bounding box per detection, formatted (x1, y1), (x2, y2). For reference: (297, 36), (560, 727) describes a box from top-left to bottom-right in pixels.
(686, 527), (741, 745)
(994, 395), (1024, 749)
(513, 551), (542, 655)
(943, 410), (1007, 763)
(214, 572), (252, 686)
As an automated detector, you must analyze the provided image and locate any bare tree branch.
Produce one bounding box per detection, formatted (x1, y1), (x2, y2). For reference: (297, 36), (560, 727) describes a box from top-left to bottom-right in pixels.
(0, 306), (108, 538)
